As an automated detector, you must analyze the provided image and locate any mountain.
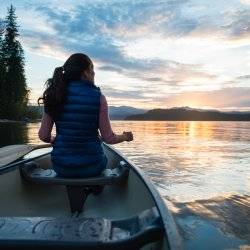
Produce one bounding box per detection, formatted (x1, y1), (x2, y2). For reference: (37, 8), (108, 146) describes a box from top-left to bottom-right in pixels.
(109, 106), (147, 120)
(125, 107), (250, 121)
(28, 105), (147, 120)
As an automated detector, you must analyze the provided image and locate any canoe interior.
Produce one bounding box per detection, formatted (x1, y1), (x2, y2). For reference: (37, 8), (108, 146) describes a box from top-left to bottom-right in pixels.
(0, 145), (171, 250)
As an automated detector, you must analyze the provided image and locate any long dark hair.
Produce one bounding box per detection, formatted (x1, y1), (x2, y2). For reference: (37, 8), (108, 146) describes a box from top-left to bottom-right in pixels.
(38, 53), (93, 120)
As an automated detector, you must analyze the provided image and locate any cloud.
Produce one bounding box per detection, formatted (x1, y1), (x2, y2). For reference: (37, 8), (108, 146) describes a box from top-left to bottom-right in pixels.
(101, 85), (147, 100)
(4, 0), (249, 109)
(222, 9), (250, 41)
(164, 87), (250, 110)
(20, 29), (68, 60)
(32, 0), (250, 51)
(100, 84), (250, 110)
(236, 74), (250, 80)
(18, 2), (218, 89)
(231, 74), (250, 87)
(240, 0), (250, 5)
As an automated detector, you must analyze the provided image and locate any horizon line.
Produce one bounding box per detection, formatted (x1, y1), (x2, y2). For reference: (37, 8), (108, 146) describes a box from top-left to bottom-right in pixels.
(27, 103), (250, 112)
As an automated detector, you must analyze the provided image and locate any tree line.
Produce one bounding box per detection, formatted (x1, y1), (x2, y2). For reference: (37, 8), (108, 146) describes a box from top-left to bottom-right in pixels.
(0, 5), (31, 120)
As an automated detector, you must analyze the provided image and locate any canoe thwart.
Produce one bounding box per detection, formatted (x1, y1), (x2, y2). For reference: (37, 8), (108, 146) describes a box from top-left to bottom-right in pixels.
(19, 161), (129, 213)
(20, 160), (129, 186)
(0, 207), (163, 249)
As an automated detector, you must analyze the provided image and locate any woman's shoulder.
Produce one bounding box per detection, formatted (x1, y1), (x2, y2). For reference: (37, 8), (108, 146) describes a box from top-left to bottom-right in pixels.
(99, 93), (108, 110)
(100, 93), (107, 103)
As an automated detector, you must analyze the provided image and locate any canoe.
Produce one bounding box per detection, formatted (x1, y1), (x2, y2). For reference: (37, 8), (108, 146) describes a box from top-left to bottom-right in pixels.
(0, 143), (183, 250)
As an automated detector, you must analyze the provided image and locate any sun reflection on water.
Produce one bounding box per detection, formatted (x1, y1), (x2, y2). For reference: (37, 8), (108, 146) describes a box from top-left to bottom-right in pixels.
(112, 121), (250, 247)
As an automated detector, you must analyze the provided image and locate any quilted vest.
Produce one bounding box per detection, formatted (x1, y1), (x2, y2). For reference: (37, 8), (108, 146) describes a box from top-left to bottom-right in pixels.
(51, 80), (106, 170)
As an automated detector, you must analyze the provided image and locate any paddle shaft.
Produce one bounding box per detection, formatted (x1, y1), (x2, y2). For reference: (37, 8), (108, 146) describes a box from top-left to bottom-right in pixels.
(31, 143), (52, 150)
(0, 151), (51, 176)
(0, 143), (52, 168)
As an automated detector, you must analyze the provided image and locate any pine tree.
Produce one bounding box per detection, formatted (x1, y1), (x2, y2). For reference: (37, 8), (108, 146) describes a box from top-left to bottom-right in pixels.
(1, 5), (28, 120)
(0, 19), (6, 118)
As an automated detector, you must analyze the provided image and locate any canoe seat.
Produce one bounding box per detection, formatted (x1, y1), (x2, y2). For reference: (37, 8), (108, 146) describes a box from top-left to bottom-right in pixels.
(0, 207), (163, 250)
(20, 161), (129, 213)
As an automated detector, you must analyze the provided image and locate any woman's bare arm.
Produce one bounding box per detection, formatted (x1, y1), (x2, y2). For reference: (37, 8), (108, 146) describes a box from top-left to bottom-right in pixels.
(38, 112), (55, 143)
(99, 94), (133, 144)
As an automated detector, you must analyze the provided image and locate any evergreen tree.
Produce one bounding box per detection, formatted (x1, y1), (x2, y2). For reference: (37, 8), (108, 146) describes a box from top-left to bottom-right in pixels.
(1, 5), (28, 120)
(0, 19), (6, 118)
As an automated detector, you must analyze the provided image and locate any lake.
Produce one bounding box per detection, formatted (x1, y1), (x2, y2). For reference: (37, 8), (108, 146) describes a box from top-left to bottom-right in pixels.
(0, 121), (249, 249)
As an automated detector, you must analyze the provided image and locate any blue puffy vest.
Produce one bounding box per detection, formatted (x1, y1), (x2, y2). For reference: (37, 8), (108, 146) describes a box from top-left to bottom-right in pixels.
(51, 80), (106, 173)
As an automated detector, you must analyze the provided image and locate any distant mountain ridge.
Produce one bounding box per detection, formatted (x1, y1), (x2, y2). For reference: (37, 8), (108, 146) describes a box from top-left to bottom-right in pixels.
(109, 106), (147, 120)
(28, 105), (250, 121)
(28, 105), (147, 120)
(125, 107), (250, 121)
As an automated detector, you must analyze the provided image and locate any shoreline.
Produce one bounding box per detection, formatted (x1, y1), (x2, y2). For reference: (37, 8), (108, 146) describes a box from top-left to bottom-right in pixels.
(0, 119), (41, 123)
(1, 119), (250, 123)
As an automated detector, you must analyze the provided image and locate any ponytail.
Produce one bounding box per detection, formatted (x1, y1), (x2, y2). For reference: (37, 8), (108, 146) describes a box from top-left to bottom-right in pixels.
(38, 66), (67, 120)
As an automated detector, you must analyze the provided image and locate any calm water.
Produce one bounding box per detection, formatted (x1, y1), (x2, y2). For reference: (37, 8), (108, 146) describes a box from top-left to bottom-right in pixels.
(0, 121), (250, 249)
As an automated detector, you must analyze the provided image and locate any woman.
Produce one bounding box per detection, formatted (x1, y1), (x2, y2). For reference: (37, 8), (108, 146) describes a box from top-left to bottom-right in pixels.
(38, 53), (133, 178)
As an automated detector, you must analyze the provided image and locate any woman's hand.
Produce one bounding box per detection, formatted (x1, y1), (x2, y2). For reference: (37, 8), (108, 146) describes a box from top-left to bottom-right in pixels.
(123, 131), (133, 142)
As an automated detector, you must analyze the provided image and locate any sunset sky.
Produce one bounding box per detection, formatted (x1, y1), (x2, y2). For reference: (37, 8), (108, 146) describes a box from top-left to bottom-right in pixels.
(0, 0), (250, 110)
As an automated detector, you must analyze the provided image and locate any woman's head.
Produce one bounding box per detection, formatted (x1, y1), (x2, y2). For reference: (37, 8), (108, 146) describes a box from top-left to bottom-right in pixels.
(38, 53), (94, 120)
(63, 53), (94, 82)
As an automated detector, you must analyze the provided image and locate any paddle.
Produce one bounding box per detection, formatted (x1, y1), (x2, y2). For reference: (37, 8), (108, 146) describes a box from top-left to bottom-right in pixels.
(0, 143), (52, 168)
